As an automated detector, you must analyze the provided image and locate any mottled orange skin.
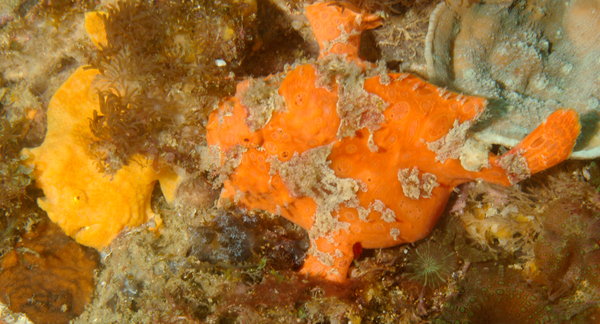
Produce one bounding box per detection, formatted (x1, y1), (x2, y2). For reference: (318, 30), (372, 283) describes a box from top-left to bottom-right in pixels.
(206, 2), (581, 282)
(305, 2), (382, 64)
(20, 13), (179, 250)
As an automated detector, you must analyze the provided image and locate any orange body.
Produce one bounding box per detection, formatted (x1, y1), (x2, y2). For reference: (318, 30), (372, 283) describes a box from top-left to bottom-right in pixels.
(207, 2), (581, 282)
(21, 13), (179, 250)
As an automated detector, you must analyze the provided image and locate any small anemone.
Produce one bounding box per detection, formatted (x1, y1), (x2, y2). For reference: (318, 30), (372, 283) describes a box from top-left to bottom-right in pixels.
(404, 240), (458, 288)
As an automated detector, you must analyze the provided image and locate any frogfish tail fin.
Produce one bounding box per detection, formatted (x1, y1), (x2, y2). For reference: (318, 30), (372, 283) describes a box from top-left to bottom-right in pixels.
(494, 108), (581, 184)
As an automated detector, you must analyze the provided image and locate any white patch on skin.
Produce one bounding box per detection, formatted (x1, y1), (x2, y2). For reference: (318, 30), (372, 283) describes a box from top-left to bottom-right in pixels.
(327, 268), (341, 277)
(497, 149), (530, 184)
(398, 167), (421, 200)
(334, 249), (344, 258)
(371, 199), (396, 222)
(380, 208), (397, 223)
(217, 101), (234, 127)
(308, 244), (335, 267)
(314, 54), (387, 139)
(371, 199), (385, 212)
(420, 173), (440, 198)
(321, 23), (361, 54)
(357, 206), (370, 221)
(427, 119), (472, 163)
(344, 197), (360, 208)
(269, 145), (358, 239)
(208, 144), (247, 186)
(460, 138), (491, 172)
(367, 133), (379, 152)
(309, 207), (351, 242)
(240, 78), (287, 132)
(398, 167), (440, 200)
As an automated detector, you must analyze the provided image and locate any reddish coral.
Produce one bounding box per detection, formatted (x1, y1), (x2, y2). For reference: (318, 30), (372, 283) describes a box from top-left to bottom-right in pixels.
(0, 219), (99, 324)
(206, 1), (581, 282)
